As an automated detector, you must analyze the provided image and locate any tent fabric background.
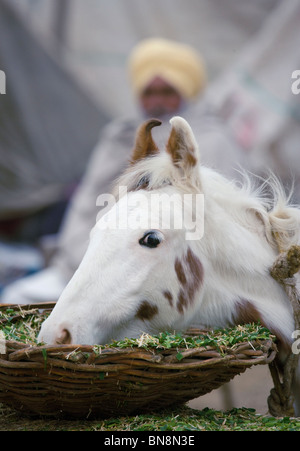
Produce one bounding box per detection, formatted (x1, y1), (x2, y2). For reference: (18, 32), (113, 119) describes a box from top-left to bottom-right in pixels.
(0, 0), (109, 219)
(9, 0), (281, 119)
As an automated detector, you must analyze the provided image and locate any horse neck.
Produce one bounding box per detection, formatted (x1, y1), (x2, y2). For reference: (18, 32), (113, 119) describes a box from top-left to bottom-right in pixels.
(190, 191), (294, 346)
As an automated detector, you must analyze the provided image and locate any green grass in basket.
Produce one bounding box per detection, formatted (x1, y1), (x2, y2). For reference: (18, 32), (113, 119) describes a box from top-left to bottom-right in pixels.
(0, 307), (274, 353)
(103, 323), (274, 352)
(0, 308), (48, 344)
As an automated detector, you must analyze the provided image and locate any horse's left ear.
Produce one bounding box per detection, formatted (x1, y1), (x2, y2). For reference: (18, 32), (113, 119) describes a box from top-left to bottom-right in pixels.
(166, 116), (200, 180)
(130, 119), (162, 165)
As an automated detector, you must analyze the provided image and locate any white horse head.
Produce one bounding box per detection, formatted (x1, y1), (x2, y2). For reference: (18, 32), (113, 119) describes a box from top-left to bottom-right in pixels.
(39, 117), (300, 356)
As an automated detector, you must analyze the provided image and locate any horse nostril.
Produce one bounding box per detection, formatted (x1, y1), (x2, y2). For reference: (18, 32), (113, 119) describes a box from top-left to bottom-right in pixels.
(55, 328), (72, 345)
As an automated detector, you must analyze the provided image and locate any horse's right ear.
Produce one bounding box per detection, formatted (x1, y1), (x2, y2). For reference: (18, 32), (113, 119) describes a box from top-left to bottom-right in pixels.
(166, 116), (200, 182)
(130, 119), (162, 165)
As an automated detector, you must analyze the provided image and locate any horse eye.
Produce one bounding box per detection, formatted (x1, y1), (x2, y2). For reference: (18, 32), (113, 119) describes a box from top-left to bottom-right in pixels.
(139, 231), (162, 248)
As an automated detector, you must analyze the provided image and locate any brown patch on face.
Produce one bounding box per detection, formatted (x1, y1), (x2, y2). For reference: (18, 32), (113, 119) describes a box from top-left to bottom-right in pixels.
(174, 258), (187, 286)
(130, 119), (162, 165)
(175, 248), (204, 314)
(136, 300), (158, 321)
(163, 290), (173, 307)
(177, 288), (188, 314)
(166, 126), (197, 167)
(185, 248), (204, 294)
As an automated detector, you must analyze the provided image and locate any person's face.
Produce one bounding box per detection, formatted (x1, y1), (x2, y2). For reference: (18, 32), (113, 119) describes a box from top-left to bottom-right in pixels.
(139, 76), (184, 117)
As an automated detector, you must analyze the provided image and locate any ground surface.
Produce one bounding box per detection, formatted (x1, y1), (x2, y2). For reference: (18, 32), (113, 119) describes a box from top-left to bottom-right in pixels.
(189, 364), (273, 414)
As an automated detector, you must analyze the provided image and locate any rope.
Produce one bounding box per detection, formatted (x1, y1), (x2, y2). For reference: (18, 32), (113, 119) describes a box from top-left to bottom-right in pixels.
(268, 244), (300, 417)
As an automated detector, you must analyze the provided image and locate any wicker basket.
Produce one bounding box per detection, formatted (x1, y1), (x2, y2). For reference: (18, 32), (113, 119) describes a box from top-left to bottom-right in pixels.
(0, 303), (276, 419)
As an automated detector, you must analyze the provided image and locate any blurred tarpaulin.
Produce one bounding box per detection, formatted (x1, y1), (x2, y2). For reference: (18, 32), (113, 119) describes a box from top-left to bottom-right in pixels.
(0, 0), (109, 220)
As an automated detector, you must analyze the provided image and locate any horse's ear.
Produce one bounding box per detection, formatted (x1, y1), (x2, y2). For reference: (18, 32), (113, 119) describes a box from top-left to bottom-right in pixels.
(130, 119), (162, 165)
(166, 116), (200, 175)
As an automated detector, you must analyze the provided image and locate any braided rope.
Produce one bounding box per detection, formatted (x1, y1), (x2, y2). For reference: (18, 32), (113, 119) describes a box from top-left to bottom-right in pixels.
(268, 245), (300, 417)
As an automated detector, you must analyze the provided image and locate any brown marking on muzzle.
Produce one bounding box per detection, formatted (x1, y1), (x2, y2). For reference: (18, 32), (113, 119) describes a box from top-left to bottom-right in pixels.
(55, 328), (72, 345)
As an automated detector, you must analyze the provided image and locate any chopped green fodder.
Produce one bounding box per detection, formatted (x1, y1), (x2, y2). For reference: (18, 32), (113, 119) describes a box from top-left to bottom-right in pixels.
(1, 404), (300, 431)
(1, 306), (274, 356)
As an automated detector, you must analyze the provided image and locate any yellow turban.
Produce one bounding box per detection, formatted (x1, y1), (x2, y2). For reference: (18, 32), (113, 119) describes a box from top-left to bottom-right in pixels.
(128, 38), (206, 101)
